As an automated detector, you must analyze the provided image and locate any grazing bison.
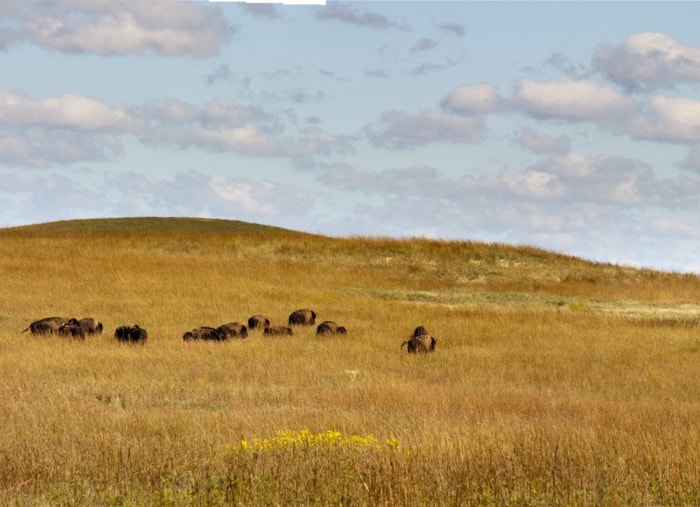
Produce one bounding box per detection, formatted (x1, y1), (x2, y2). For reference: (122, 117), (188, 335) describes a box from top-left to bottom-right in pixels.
(263, 325), (294, 336)
(217, 322), (248, 339)
(22, 316), (67, 335)
(401, 326), (437, 353)
(183, 326), (226, 341)
(58, 322), (86, 339)
(316, 321), (348, 336)
(115, 325), (148, 344)
(79, 317), (103, 335)
(67, 317), (103, 335)
(288, 308), (316, 326)
(248, 314), (270, 330)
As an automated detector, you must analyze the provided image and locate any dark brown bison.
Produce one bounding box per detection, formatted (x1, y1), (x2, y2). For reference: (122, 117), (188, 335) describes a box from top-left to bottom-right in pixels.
(67, 317), (103, 335)
(58, 322), (86, 339)
(412, 326), (429, 337)
(316, 321), (347, 336)
(263, 325), (294, 336)
(22, 316), (68, 335)
(183, 326), (226, 341)
(288, 308), (316, 326)
(115, 325), (148, 344)
(248, 314), (270, 330)
(401, 326), (437, 353)
(217, 322), (248, 339)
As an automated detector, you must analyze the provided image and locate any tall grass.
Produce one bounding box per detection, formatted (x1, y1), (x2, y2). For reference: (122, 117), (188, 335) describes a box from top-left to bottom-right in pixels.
(1, 217), (699, 505)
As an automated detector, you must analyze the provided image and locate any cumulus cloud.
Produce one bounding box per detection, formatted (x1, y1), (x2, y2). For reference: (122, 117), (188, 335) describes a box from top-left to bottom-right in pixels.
(0, 129), (123, 167)
(5, 0), (234, 57)
(594, 32), (700, 90)
(322, 152), (668, 218)
(442, 83), (501, 115)
(0, 169), (314, 226)
(136, 98), (353, 166)
(0, 90), (354, 168)
(208, 176), (311, 217)
(316, 151), (700, 269)
(273, 155), (700, 254)
(526, 153), (654, 206)
(512, 77), (637, 123)
(0, 91), (140, 131)
(627, 95), (700, 143)
(507, 77), (700, 145)
(0, 91), (137, 167)
(110, 171), (313, 222)
(366, 109), (486, 149)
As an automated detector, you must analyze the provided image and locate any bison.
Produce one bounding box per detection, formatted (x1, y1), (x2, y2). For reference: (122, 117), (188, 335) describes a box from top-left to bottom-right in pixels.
(115, 325), (148, 344)
(401, 326), (437, 353)
(247, 314), (270, 330)
(58, 322), (86, 339)
(217, 322), (248, 339)
(183, 326), (226, 341)
(67, 317), (103, 335)
(316, 321), (348, 336)
(22, 316), (67, 335)
(79, 317), (103, 335)
(288, 308), (316, 326)
(263, 325), (294, 336)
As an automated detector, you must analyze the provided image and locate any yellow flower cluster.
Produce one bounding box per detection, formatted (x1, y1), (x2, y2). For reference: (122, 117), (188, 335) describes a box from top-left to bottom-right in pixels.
(231, 429), (402, 454)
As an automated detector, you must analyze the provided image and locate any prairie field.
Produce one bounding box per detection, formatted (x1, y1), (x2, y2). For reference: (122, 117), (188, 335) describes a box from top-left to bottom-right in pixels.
(1, 217), (699, 505)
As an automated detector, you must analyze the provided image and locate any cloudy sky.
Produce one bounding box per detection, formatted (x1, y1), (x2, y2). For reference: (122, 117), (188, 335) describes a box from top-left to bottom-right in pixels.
(2, 1), (700, 273)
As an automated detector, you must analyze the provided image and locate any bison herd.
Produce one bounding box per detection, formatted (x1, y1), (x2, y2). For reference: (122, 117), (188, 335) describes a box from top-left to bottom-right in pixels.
(22, 316), (104, 340)
(22, 308), (437, 353)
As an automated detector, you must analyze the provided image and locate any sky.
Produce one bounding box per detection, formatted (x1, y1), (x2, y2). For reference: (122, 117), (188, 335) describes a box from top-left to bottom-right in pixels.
(2, 1), (700, 273)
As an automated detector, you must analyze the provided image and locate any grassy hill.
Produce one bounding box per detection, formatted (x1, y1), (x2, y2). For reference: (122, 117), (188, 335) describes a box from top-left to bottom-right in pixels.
(1, 217), (699, 505)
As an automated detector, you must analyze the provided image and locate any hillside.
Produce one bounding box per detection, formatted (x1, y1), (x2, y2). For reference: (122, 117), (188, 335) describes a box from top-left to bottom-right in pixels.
(3, 216), (699, 318)
(1, 217), (700, 505)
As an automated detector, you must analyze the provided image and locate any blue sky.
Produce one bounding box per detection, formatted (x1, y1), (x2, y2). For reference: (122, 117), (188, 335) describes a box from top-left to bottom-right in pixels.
(2, 1), (700, 273)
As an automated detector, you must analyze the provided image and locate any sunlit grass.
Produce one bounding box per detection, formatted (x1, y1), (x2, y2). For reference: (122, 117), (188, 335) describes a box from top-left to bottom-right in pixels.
(1, 218), (700, 505)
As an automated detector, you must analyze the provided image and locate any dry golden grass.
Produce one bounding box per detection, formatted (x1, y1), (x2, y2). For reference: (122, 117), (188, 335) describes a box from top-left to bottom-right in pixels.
(1, 217), (699, 505)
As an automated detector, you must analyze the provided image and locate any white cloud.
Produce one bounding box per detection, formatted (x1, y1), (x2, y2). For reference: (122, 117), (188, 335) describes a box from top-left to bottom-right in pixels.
(0, 92), (136, 166)
(100, 171), (312, 223)
(366, 109), (486, 149)
(500, 170), (566, 199)
(312, 152), (700, 271)
(628, 95), (700, 143)
(442, 83), (501, 115)
(530, 153), (654, 206)
(209, 178), (277, 215)
(594, 32), (700, 90)
(0, 93), (353, 168)
(512, 77), (637, 122)
(137, 98), (352, 164)
(10, 0), (234, 57)
(0, 92), (140, 131)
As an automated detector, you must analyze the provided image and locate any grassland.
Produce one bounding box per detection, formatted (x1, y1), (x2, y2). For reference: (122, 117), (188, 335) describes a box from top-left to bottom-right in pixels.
(1, 217), (699, 505)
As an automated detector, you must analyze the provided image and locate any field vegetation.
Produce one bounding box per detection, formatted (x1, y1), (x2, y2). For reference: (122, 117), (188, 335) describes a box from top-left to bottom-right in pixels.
(1, 217), (699, 505)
